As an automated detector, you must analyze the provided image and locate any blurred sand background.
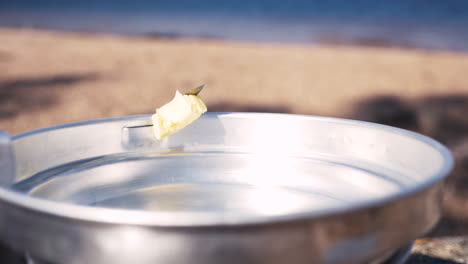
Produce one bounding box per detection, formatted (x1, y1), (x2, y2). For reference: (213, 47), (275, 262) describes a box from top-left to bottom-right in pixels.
(1, 27), (467, 133)
(2, 27), (468, 262)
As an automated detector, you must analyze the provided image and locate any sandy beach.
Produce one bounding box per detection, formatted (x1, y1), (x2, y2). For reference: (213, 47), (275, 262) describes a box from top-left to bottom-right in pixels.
(1, 27), (467, 134)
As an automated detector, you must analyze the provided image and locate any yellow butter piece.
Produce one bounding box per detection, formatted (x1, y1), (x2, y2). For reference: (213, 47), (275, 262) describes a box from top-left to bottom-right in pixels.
(152, 90), (207, 139)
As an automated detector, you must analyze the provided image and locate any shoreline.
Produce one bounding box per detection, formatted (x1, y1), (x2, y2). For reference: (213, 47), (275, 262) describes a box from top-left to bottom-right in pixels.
(2, 25), (468, 54)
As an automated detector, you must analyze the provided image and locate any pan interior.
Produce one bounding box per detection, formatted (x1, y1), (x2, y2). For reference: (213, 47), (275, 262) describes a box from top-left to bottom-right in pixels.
(12, 151), (407, 217)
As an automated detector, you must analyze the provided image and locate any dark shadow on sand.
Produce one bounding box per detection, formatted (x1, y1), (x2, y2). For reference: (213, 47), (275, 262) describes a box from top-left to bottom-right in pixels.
(142, 31), (224, 41)
(317, 35), (421, 50)
(208, 101), (292, 113)
(0, 73), (99, 119)
(351, 95), (419, 131)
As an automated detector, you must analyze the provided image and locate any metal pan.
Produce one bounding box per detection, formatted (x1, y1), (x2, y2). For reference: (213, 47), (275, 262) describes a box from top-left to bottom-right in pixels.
(0, 113), (453, 264)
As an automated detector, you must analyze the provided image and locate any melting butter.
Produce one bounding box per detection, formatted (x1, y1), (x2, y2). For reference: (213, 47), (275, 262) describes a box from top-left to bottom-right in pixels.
(152, 90), (207, 139)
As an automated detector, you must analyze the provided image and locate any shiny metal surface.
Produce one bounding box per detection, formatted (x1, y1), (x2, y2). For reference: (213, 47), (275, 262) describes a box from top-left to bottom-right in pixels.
(0, 243), (410, 264)
(0, 131), (15, 186)
(383, 244), (412, 264)
(0, 113), (453, 264)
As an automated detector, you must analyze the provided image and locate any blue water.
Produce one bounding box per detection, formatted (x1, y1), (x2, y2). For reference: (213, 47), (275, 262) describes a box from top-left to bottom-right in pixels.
(1, 0), (468, 51)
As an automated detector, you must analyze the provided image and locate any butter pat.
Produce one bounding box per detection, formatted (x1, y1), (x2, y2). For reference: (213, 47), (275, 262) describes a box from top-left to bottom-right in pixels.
(152, 90), (207, 139)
